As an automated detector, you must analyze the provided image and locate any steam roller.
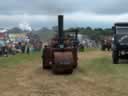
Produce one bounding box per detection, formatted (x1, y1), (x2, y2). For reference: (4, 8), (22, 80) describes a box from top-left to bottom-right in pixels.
(42, 15), (79, 74)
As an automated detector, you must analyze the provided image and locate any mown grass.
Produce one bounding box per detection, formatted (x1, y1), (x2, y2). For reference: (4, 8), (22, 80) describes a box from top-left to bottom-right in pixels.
(0, 52), (41, 68)
(1, 49), (128, 79)
(1, 49), (128, 78)
(1, 48), (128, 95)
(79, 50), (128, 79)
(84, 48), (99, 52)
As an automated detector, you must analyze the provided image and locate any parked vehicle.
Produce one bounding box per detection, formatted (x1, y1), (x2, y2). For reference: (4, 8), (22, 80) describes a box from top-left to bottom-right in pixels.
(112, 23), (128, 64)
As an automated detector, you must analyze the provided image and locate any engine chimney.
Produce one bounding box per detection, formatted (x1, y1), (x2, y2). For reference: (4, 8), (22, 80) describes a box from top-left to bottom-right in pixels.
(58, 15), (64, 44)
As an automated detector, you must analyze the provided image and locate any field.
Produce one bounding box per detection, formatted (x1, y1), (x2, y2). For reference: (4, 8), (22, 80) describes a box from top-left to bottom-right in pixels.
(0, 49), (128, 96)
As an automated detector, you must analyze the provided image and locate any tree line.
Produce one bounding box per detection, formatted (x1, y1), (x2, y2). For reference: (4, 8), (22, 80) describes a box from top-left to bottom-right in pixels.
(6, 26), (113, 41)
(66, 27), (113, 41)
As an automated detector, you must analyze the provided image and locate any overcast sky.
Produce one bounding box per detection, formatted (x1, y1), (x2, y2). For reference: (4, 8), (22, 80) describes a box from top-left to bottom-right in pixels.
(0, 0), (128, 29)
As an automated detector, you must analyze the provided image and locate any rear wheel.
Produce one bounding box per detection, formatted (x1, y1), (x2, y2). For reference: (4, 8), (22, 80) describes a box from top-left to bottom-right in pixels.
(42, 50), (50, 69)
(112, 50), (119, 64)
(42, 55), (47, 69)
(42, 58), (51, 69)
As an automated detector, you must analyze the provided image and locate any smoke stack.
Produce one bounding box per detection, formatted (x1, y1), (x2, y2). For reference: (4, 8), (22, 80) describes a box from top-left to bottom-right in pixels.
(58, 15), (64, 44)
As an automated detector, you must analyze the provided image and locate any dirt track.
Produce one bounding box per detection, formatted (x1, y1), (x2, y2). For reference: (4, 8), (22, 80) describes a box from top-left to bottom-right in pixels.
(0, 51), (126, 96)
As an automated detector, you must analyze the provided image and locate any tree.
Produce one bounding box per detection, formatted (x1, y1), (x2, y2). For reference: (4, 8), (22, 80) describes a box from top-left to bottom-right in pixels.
(86, 27), (92, 31)
(7, 27), (23, 33)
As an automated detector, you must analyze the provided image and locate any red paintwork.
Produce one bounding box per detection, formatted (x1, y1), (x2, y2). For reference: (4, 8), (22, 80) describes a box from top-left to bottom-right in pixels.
(43, 47), (78, 69)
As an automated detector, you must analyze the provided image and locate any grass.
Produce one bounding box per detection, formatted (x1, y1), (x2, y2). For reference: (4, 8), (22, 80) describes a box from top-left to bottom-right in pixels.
(0, 52), (41, 68)
(79, 51), (128, 75)
(1, 49), (128, 78)
(73, 50), (128, 96)
(1, 48), (128, 76)
(84, 48), (99, 52)
(0, 49), (128, 95)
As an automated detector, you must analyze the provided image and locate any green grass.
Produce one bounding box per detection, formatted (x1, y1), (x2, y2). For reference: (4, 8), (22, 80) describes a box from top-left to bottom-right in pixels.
(80, 57), (115, 75)
(1, 49), (128, 95)
(1, 49), (128, 79)
(84, 48), (100, 52)
(79, 51), (128, 79)
(0, 52), (41, 68)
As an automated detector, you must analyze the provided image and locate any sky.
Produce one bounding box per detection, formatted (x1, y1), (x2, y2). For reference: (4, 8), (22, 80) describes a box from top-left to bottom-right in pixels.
(1, 0), (128, 30)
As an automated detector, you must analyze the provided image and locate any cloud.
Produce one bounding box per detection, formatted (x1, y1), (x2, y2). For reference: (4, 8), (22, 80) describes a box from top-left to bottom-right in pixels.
(1, 13), (128, 29)
(0, 0), (127, 15)
(0, 0), (128, 28)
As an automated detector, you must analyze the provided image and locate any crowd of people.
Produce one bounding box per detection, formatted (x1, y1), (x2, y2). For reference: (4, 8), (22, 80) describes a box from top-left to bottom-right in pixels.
(0, 41), (31, 57)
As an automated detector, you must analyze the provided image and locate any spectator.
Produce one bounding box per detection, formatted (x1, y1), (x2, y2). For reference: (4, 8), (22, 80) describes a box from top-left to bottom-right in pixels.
(3, 46), (8, 57)
(0, 47), (2, 56)
(21, 42), (26, 53)
(26, 43), (30, 55)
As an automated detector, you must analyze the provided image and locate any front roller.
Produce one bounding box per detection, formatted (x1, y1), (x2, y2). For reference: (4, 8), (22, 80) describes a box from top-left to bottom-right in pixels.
(52, 51), (74, 74)
(52, 64), (73, 74)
